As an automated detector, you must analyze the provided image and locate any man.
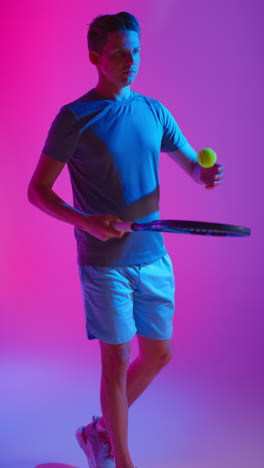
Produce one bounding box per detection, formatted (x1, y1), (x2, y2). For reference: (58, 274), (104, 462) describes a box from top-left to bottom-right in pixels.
(28, 12), (224, 468)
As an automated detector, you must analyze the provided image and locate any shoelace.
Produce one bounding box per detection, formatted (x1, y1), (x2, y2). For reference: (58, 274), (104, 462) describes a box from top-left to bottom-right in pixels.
(98, 431), (115, 461)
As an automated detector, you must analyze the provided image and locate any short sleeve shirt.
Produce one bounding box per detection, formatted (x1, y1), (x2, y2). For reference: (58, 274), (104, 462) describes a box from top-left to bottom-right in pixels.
(42, 89), (187, 266)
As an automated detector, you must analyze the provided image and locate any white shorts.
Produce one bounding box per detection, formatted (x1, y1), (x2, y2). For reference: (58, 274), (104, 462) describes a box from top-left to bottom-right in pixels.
(78, 254), (175, 344)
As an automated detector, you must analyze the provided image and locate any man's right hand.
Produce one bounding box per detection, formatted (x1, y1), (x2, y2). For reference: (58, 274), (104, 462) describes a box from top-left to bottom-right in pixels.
(28, 153), (125, 242)
(81, 214), (125, 241)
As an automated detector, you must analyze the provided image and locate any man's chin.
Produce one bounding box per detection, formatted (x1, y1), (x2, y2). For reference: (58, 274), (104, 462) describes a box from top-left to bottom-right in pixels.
(120, 74), (136, 85)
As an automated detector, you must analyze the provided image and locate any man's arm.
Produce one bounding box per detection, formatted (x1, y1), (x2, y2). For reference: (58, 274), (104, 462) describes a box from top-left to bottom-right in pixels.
(28, 153), (123, 241)
(166, 141), (224, 189)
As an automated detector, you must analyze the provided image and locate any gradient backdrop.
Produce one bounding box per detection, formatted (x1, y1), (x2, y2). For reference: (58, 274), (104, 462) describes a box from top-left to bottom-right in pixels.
(1, 1), (264, 467)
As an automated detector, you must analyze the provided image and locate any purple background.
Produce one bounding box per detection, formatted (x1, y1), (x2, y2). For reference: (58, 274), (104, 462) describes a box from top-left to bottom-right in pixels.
(1, 1), (263, 467)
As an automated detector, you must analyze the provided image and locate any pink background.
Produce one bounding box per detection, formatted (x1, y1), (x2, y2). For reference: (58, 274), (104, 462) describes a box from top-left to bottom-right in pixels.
(1, 1), (263, 467)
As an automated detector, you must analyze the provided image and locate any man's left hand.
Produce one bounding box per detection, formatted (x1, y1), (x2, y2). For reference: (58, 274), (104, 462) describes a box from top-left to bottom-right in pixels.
(193, 163), (224, 189)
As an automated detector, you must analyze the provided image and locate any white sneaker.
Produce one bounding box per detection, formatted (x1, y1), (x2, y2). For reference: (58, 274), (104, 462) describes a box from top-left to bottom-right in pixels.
(76, 416), (115, 468)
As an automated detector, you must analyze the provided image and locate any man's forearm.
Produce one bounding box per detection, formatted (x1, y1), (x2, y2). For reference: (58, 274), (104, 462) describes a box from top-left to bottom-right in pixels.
(28, 184), (89, 230)
(167, 142), (198, 178)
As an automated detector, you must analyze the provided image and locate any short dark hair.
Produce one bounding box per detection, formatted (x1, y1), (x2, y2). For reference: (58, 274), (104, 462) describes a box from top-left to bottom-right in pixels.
(88, 12), (141, 52)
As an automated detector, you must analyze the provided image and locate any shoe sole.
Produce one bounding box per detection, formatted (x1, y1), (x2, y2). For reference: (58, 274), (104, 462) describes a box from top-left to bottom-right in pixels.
(76, 426), (96, 468)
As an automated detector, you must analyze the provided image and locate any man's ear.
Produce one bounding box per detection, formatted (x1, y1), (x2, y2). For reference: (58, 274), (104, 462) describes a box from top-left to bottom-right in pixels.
(89, 50), (100, 65)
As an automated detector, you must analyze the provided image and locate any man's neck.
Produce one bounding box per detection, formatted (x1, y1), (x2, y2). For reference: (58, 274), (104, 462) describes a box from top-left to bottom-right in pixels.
(94, 83), (131, 101)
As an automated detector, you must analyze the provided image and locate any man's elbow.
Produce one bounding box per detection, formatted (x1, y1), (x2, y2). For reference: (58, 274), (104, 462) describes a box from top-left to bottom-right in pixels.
(27, 181), (35, 205)
(27, 181), (42, 206)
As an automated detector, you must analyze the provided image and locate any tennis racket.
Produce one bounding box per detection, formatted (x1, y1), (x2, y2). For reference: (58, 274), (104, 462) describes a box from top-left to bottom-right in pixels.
(112, 220), (251, 237)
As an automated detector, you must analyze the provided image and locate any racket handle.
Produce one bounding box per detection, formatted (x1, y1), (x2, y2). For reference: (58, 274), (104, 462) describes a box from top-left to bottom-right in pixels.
(112, 221), (133, 232)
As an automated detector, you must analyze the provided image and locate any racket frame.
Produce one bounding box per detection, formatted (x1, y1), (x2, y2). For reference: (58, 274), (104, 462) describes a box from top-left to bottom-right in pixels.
(112, 220), (251, 237)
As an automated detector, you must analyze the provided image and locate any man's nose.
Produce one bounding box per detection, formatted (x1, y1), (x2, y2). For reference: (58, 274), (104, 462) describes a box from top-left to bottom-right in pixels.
(125, 52), (134, 65)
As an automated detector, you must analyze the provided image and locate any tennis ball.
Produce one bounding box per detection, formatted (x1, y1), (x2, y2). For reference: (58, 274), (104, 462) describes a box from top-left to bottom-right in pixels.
(197, 148), (217, 168)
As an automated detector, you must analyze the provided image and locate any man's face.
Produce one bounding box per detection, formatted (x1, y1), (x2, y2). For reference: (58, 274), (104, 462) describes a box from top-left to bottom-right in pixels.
(93, 30), (141, 88)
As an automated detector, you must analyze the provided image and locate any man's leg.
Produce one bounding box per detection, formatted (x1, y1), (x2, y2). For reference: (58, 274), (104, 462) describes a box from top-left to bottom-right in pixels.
(99, 339), (135, 468)
(126, 336), (173, 406)
(98, 336), (173, 466)
(126, 254), (174, 406)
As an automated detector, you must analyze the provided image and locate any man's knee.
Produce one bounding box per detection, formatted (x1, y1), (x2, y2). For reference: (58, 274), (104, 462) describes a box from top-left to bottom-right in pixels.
(100, 340), (131, 380)
(156, 346), (173, 367)
(139, 337), (173, 370)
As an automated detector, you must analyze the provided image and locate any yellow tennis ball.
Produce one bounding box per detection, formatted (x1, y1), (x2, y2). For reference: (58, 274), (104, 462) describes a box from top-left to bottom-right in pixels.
(197, 148), (217, 168)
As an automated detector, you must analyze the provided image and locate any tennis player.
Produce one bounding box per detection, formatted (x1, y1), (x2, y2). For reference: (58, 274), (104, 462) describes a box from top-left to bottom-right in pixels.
(28, 12), (224, 468)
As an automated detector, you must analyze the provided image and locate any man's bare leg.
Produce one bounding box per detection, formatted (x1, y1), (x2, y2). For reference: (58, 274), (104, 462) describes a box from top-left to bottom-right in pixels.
(98, 336), (173, 467)
(99, 339), (134, 468)
(127, 336), (173, 405)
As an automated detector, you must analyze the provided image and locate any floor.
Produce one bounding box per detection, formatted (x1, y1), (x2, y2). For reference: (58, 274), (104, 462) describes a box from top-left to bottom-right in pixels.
(1, 352), (263, 468)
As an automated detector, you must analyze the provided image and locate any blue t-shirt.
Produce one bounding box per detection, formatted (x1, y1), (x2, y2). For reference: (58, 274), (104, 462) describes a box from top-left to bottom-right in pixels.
(42, 89), (187, 266)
